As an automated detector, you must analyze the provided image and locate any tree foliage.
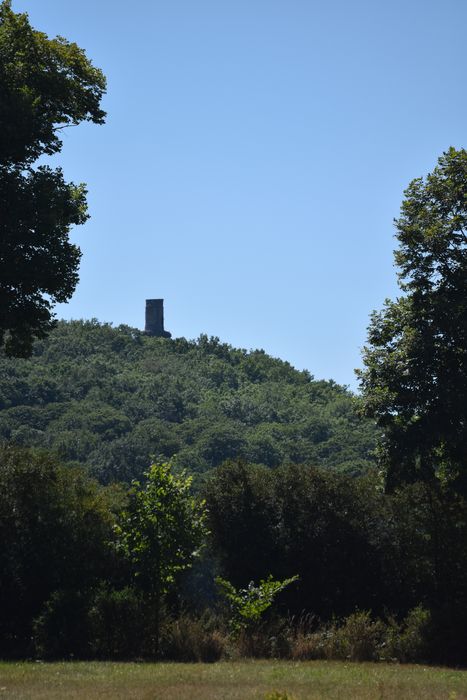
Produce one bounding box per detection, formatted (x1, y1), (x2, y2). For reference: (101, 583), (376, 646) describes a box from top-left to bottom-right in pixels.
(216, 574), (298, 634)
(205, 459), (467, 640)
(205, 461), (388, 618)
(115, 462), (207, 596)
(357, 148), (467, 492)
(1, 446), (467, 663)
(0, 1), (105, 356)
(0, 320), (378, 481)
(114, 461), (207, 651)
(0, 444), (119, 656)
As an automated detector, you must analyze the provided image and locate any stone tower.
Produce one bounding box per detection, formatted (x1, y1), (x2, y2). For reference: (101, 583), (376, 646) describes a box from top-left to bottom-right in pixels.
(145, 299), (171, 338)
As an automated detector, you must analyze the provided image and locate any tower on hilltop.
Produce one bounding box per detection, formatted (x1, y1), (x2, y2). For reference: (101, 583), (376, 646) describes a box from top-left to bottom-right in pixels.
(145, 299), (171, 338)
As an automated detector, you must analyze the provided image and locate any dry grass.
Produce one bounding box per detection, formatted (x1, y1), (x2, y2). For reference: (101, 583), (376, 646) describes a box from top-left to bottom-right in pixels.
(0, 660), (466, 699)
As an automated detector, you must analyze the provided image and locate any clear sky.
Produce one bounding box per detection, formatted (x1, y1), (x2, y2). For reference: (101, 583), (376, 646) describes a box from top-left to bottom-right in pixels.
(14, 0), (467, 389)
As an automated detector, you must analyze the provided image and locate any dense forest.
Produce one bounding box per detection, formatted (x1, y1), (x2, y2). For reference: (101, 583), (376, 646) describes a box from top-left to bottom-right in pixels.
(2, 320), (466, 666)
(0, 319), (377, 483)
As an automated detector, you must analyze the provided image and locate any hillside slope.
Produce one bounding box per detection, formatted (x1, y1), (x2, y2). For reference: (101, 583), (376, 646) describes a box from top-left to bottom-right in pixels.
(0, 320), (377, 482)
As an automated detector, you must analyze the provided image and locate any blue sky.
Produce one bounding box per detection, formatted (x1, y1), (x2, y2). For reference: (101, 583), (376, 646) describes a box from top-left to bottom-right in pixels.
(14, 0), (467, 389)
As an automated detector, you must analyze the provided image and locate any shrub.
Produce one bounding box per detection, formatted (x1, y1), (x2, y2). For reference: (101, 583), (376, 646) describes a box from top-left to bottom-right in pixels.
(288, 608), (433, 664)
(289, 630), (327, 660)
(216, 575), (298, 637)
(286, 614), (324, 661)
(234, 626), (274, 659)
(383, 606), (431, 663)
(226, 616), (290, 659)
(33, 589), (91, 659)
(292, 611), (387, 662)
(161, 614), (226, 662)
(331, 610), (386, 661)
(87, 586), (150, 659)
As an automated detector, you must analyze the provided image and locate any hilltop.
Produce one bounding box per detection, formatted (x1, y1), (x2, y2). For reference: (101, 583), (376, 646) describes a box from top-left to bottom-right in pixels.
(0, 320), (377, 483)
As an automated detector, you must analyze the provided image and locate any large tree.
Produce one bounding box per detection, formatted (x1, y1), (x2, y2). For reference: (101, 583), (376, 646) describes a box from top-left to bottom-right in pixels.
(358, 148), (467, 492)
(0, 0), (105, 357)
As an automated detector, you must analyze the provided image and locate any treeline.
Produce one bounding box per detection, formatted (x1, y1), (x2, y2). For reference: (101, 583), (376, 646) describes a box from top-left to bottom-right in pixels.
(2, 446), (466, 665)
(0, 320), (377, 482)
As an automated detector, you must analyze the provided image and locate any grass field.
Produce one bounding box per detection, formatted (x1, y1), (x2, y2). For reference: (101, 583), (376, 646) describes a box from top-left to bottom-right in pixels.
(0, 660), (466, 699)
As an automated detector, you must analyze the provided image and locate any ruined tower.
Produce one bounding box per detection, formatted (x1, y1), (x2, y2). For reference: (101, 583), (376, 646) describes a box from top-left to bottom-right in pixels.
(145, 299), (171, 338)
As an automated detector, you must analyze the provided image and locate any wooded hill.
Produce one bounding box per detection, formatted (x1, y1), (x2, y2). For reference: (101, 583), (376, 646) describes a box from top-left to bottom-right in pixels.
(0, 320), (376, 483)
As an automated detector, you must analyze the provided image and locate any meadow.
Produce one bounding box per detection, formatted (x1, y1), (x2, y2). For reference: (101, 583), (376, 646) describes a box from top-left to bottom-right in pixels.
(0, 660), (466, 699)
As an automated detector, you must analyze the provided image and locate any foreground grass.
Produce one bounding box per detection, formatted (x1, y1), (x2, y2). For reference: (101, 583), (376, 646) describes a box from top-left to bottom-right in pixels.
(0, 660), (466, 699)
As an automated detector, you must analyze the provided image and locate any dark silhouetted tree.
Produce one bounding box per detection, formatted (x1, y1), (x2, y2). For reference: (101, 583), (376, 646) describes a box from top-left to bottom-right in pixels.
(0, 1), (105, 356)
(358, 148), (467, 493)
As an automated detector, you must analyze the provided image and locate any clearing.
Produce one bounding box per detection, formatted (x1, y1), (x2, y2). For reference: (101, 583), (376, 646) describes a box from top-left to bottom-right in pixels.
(0, 659), (466, 699)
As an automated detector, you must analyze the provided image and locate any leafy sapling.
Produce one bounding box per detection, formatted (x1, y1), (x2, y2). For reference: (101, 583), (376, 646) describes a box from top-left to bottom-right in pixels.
(216, 574), (299, 635)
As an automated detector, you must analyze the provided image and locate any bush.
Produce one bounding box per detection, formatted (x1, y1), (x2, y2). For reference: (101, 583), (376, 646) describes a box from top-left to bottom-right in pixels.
(289, 611), (385, 662)
(383, 606), (431, 663)
(87, 586), (151, 659)
(289, 626), (328, 661)
(284, 614), (320, 661)
(33, 589), (91, 659)
(329, 610), (386, 661)
(161, 614), (226, 662)
(224, 615), (290, 659)
(234, 627), (274, 659)
(288, 608), (432, 664)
